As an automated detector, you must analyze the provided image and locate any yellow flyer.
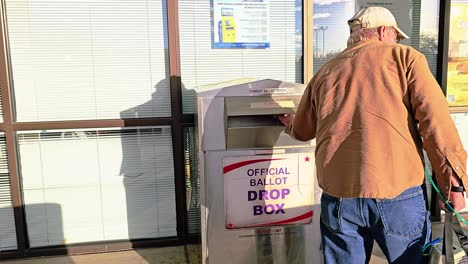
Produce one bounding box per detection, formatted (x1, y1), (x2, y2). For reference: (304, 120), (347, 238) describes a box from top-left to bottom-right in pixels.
(447, 1), (468, 107)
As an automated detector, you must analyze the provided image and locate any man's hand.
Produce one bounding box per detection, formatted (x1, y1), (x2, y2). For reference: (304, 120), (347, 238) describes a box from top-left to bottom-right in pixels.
(450, 191), (466, 212)
(439, 191), (465, 212)
(277, 114), (294, 127)
(439, 175), (466, 212)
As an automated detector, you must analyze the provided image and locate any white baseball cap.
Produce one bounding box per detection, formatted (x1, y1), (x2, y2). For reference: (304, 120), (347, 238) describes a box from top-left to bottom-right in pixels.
(348, 7), (409, 40)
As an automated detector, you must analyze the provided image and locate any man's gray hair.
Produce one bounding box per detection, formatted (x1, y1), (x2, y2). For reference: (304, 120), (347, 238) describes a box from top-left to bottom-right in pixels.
(347, 26), (397, 47)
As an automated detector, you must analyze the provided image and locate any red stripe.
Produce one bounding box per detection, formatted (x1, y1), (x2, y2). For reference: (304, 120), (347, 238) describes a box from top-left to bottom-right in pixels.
(250, 211), (313, 227)
(223, 158), (284, 174)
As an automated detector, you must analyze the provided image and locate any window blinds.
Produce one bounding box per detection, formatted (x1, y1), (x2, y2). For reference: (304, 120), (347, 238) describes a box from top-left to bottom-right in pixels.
(0, 134), (17, 251)
(18, 127), (176, 247)
(179, 0), (303, 114)
(5, 0), (171, 122)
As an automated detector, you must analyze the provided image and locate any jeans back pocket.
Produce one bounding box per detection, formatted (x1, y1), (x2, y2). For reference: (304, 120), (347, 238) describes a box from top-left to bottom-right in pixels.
(376, 187), (427, 238)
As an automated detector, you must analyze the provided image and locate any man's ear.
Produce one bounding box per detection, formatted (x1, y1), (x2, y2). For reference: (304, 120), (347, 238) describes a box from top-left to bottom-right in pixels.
(377, 26), (385, 40)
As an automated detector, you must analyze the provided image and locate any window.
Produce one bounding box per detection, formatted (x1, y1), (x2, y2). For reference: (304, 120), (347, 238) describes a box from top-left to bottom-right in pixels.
(312, 0), (440, 76)
(179, 0), (304, 114)
(18, 127), (176, 246)
(5, 0), (171, 121)
(0, 134), (16, 251)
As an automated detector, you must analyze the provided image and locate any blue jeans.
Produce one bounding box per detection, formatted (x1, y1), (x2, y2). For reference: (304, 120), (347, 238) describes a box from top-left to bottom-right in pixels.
(320, 186), (431, 264)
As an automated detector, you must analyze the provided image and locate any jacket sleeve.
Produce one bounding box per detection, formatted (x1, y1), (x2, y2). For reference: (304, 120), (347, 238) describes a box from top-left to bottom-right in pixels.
(286, 81), (317, 141)
(407, 53), (467, 199)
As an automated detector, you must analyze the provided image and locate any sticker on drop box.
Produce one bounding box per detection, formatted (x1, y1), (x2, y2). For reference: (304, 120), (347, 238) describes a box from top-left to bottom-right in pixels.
(223, 153), (314, 229)
(249, 87), (288, 96)
(249, 101), (295, 109)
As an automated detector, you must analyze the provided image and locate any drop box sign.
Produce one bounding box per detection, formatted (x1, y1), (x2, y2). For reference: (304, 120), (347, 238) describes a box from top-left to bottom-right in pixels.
(223, 153), (314, 229)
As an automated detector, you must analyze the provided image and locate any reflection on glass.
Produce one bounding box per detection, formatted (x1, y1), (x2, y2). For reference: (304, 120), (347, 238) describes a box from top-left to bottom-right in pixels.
(312, 0), (440, 77)
(184, 127), (201, 234)
(312, 0), (356, 74)
(420, 0), (440, 77)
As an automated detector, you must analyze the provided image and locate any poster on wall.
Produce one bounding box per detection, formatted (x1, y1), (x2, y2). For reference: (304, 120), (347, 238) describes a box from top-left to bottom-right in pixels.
(355, 0), (412, 45)
(212, 0), (270, 49)
(223, 153), (314, 229)
(447, 1), (468, 107)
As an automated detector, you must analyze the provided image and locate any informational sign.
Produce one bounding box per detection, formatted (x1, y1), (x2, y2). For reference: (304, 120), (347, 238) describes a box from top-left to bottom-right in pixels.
(356, 0), (412, 45)
(223, 153), (314, 229)
(212, 0), (270, 49)
(447, 1), (468, 107)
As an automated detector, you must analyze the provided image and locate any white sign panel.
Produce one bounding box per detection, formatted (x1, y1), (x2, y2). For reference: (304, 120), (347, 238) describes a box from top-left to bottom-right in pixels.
(213, 0), (270, 49)
(356, 0), (412, 45)
(223, 153), (314, 229)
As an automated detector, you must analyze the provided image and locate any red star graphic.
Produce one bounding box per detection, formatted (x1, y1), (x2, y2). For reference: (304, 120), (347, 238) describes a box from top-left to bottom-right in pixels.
(304, 156), (310, 162)
(227, 222), (234, 228)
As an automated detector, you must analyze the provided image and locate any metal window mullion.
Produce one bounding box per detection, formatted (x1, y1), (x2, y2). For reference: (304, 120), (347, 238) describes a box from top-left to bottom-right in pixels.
(436, 0), (451, 95)
(0, 0), (28, 254)
(167, 0), (188, 242)
(12, 118), (173, 131)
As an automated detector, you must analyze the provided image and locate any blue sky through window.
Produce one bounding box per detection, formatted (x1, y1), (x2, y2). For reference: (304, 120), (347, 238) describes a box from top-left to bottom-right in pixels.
(313, 0), (355, 54)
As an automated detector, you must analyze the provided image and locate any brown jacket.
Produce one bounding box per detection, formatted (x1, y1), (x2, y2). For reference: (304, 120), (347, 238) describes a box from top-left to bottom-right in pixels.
(288, 40), (467, 199)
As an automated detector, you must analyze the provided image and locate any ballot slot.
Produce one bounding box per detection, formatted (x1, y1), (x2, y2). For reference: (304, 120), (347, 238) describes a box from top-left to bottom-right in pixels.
(226, 114), (307, 149)
(225, 96), (299, 117)
(226, 115), (282, 128)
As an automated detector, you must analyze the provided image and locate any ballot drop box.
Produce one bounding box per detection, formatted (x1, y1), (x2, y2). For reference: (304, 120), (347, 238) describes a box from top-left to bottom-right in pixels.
(198, 79), (322, 264)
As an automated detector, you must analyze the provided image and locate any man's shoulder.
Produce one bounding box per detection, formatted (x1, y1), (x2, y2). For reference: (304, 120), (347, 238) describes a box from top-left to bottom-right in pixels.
(313, 58), (340, 80)
(395, 43), (423, 55)
(379, 42), (424, 58)
(312, 43), (424, 81)
(352, 42), (424, 65)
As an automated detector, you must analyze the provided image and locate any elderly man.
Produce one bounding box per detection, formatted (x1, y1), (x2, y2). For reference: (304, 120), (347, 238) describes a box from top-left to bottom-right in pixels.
(279, 6), (467, 263)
